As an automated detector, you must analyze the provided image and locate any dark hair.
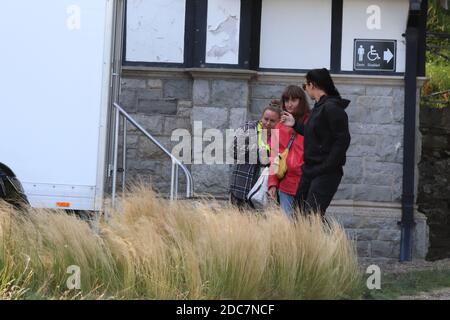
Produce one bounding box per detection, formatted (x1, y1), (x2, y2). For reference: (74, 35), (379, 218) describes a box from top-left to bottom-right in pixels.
(281, 85), (309, 120)
(306, 68), (340, 97)
(262, 104), (282, 118)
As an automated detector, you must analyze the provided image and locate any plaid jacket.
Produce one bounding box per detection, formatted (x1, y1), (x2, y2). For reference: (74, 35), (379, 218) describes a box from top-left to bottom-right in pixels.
(229, 121), (268, 200)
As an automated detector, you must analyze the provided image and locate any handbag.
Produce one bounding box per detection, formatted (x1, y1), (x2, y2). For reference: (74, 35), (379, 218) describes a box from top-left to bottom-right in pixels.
(247, 167), (270, 209)
(272, 132), (296, 179)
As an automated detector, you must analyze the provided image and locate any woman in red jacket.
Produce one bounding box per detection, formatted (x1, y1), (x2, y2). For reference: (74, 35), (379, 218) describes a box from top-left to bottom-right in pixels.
(268, 85), (309, 217)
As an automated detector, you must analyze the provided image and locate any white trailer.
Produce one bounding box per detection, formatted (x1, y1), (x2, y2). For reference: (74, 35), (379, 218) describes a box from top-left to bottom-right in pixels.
(0, 0), (193, 211)
(0, 0), (118, 211)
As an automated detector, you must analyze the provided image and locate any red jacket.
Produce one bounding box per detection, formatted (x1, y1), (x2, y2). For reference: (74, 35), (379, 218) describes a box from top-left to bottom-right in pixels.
(268, 120), (306, 196)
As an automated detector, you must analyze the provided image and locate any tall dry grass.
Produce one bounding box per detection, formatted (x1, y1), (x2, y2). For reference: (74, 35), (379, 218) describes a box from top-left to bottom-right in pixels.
(0, 187), (361, 299)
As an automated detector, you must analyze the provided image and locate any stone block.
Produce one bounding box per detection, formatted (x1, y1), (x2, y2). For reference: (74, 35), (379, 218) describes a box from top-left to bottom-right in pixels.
(333, 184), (354, 200)
(192, 106), (229, 130)
(137, 136), (173, 159)
(353, 185), (393, 202)
(177, 107), (193, 117)
(178, 100), (193, 108)
(342, 157), (363, 184)
(126, 162), (175, 195)
(137, 99), (178, 115)
(359, 106), (394, 125)
(364, 161), (403, 180)
(393, 105), (404, 123)
(360, 135), (378, 146)
(126, 159), (164, 172)
(347, 134), (378, 157)
(229, 108), (248, 129)
(136, 88), (162, 100)
(125, 134), (139, 149)
(341, 95), (360, 106)
(350, 124), (403, 137)
(356, 240), (371, 257)
(129, 114), (164, 136)
(375, 137), (403, 162)
(390, 243), (401, 259)
(248, 113), (261, 121)
(347, 143), (376, 158)
(164, 117), (191, 135)
(414, 215), (430, 259)
(357, 217), (400, 230)
(147, 79), (163, 89)
(193, 80), (210, 105)
(121, 78), (146, 89)
(356, 96), (394, 108)
(371, 240), (394, 258)
(119, 89), (137, 111)
(251, 84), (286, 99)
(250, 99), (272, 115)
(191, 164), (230, 195)
(363, 173), (393, 187)
(125, 148), (138, 160)
(378, 229), (401, 242)
(211, 80), (248, 108)
(345, 228), (357, 240)
(346, 106), (361, 123)
(352, 229), (380, 241)
(331, 213), (358, 228)
(392, 90), (405, 123)
(164, 79), (192, 100)
(365, 86), (394, 96)
(336, 84), (366, 96)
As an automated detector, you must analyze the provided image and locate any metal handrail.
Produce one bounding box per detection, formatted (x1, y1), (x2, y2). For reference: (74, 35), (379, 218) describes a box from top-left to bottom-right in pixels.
(111, 103), (194, 205)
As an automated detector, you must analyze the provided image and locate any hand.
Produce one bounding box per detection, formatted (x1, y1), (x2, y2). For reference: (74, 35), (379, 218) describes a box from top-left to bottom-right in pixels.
(267, 186), (277, 200)
(280, 112), (295, 127)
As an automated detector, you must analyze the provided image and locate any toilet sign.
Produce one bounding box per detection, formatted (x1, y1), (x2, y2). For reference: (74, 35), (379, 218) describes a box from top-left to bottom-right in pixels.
(354, 39), (396, 72)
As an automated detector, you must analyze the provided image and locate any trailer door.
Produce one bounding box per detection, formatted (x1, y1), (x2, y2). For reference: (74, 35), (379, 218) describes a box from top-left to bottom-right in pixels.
(0, 0), (114, 210)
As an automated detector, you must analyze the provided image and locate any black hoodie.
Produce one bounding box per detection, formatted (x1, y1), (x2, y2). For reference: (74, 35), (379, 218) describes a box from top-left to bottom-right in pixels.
(293, 95), (351, 178)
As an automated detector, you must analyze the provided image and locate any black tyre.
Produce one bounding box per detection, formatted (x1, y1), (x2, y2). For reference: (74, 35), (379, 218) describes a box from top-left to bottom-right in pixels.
(0, 163), (30, 209)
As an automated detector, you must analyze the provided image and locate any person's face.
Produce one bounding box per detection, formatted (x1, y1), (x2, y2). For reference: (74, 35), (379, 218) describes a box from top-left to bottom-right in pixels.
(284, 97), (300, 115)
(261, 110), (280, 131)
(302, 81), (314, 99)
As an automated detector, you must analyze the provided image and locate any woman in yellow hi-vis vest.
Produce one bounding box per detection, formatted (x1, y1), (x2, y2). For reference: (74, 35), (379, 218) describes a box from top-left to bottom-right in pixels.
(229, 104), (281, 210)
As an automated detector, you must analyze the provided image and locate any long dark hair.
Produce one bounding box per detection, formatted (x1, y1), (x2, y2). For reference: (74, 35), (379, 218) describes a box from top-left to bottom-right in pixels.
(280, 85), (309, 121)
(306, 68), (340, 97)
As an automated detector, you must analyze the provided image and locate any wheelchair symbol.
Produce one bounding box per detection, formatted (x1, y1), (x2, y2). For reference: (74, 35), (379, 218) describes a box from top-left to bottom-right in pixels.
(367, 45), (381, 61)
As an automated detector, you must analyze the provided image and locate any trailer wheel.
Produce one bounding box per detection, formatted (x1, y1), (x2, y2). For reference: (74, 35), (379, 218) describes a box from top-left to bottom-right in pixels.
(0, 163), (30, 210)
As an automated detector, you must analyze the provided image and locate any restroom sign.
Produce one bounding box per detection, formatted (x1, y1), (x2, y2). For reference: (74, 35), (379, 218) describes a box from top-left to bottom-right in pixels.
(354, 39), (396, 72)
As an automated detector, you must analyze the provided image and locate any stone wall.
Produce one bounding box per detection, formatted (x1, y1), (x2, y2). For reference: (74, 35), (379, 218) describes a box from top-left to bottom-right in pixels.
(119, 75), (193, 194)
(418, 107), (450, 260)
(190, 74), (250, 195)
(248, 78), (407, 204)
(119, 71), (408, 201)
(329, 203), (428, 261)
(118, 68), (429, 260)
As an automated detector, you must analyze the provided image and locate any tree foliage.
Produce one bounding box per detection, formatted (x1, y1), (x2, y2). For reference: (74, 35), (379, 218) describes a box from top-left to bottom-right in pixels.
(423, 0), (450, 107)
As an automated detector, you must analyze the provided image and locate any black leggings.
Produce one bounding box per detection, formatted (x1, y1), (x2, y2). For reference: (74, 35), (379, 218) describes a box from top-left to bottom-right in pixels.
(295, 169), (343, 216)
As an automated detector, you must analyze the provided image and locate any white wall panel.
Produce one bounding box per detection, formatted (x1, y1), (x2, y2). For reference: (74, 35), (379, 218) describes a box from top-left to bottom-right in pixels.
(126, 0), (186, 63)
(259, 0), (332, 70)
(205, 0), (241, 64)
(342, 0), (409, 72)
(0, 0), (109, 186)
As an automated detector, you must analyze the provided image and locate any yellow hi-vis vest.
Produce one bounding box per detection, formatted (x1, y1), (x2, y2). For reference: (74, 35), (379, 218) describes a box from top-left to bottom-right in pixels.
(257, 122), (270, 152)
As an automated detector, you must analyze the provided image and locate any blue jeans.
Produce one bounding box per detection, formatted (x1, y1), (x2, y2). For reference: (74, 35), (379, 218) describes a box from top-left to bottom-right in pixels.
(278, 191), (295, 218)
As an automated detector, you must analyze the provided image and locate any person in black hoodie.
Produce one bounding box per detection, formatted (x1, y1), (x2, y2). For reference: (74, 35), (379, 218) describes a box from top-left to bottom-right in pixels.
(281, 68), (351, 216)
